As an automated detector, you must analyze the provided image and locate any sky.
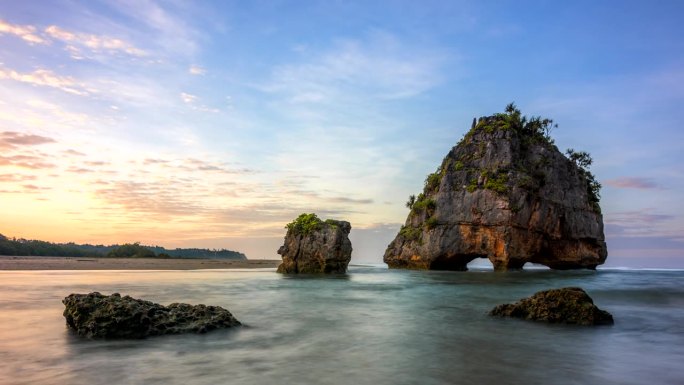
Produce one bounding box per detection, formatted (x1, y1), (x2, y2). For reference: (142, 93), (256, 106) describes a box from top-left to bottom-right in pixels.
(1, 0), (683, 268)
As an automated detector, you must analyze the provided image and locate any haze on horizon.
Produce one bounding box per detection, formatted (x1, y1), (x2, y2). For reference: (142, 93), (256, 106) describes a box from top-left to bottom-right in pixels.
(1, 1), (683, 268)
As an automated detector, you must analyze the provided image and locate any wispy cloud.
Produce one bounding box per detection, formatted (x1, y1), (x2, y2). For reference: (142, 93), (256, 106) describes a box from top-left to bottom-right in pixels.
(605, 177), (659, 189)
(264, 31), (444, 104)
(0, 131), (55, 148)
(189, 65), (205, 75)
(180, 92), (197, 104)
(0, 19), (46, 44)
(45, 25), (146, 58)
(607, 209), (675, 226)
(0, 173), (36, 182)
(22, 184), (51, 192)
(105, 0), (199, 57)
(604, 209), (679, 240)
(63, 149), (86, 156)
(0, 154), (56, 169)
(1, 19), (145, 59)
(0, 67), (90, 95)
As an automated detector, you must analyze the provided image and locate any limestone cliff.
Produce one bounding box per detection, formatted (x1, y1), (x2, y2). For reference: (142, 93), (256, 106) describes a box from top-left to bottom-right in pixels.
(277, 213), (352, 273)
(383, 104), (607, 271)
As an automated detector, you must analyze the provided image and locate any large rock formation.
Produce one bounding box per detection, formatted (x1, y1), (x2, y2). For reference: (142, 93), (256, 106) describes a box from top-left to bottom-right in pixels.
(277, 213), (352, 273)
(489, 287), (614, 325)
(63, 292), (241, 339)
(384, 104), (607, 271)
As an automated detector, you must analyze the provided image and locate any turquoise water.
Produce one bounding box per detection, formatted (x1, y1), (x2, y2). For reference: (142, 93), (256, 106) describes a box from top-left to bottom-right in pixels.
(0, 266), (682, 385)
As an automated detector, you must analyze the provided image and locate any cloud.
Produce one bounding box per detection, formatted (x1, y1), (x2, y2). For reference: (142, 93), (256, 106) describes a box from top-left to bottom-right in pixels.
(0, 67), (89, 95)
(0, 19), (46, 44)
(67, 167), (95, 174)
(189, 65), (206, 75)
(0, 154), (56, 169)
(64, 149), (86, 156)
(328, 196), (374, 205)
(0, 131), (55, 148)
(179, 158), (256, 174)
(264, 31), (444, 104)
(143, 158), (170, 165)
(84, 160), (108, 166)
(95, 180), (211, 219)
(45, 25), (146, 58)
(605, 177), (659, 189)
(105, 0), (199, 57)
(0, 174), (36, 182)
(607, 210), (675, 225)
(604, 209), (678, 238)
(22, 184), (51, 192)
(180, 92), (197, 103)
(178, 93), (219, 112)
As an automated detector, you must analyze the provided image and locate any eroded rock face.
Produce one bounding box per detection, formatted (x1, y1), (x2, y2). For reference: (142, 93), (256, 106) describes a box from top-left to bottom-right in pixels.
(489, 287), (614, 325)
(383, 107), (607, 271)
(63, 292), (241, 339)
(277, 214), (352, 273)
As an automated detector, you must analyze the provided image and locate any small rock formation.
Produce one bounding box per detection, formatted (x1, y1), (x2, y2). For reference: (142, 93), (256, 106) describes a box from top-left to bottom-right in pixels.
(277, 213), (352, 273)
(63, 292), (241, 339)
(489, 287), (614, 325)
(384, 104), (607, 271)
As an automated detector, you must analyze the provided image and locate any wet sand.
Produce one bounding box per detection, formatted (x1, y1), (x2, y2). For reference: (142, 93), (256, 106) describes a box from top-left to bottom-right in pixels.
(0, 256), (281, 270)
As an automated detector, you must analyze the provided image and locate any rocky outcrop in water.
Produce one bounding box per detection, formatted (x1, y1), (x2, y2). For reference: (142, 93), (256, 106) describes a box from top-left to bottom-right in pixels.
(489, 287), (614, 325)
(384, 104), (606, 271)
(63, 292), (241, 339)
(277, 213), (352, 273)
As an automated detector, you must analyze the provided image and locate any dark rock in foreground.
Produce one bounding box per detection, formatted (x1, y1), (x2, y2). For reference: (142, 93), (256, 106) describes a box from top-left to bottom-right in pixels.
(489, 287), (614, 325)
(63, 292), (241, 339)
(277, 213), (352, 274)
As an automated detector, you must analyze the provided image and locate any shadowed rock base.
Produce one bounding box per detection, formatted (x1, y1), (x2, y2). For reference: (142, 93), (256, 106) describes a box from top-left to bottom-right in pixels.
(63, 292), (241, 339)
(489, 287), (614, 325)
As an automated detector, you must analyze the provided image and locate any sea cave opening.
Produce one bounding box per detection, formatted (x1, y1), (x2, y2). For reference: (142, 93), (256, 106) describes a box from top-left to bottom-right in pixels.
(466, 257), (494, 271)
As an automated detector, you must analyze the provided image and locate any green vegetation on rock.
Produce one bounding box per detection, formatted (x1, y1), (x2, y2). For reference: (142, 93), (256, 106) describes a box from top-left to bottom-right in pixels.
(399, 225), (422, 242)
(462, 102), (557, 147)
(412, 196), (436, 212)
(285, 213), (324, 235)
(425, 172), (441, 193)
(566, 149), (602, 213)
(425, 216), (439, 230)
(483, 170), (509, 194)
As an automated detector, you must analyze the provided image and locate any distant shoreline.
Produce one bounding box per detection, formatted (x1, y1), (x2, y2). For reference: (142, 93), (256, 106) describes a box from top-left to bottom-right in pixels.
(0, 256), (281, 271)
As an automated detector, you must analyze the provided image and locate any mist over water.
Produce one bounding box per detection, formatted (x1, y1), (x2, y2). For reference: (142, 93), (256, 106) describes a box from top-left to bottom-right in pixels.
(1, 267), (682, 385)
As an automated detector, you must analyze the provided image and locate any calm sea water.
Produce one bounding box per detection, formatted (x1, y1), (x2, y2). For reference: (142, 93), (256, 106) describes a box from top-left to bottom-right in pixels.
(0, 266), (682, 385)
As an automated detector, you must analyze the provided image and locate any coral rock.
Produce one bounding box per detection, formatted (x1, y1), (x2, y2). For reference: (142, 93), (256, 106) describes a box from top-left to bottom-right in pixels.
(62, 292), (241, 339)
(489, 287), (614, 325)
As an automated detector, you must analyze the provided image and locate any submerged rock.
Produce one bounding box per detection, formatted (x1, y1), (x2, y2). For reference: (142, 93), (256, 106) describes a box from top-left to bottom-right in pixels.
(384, 104), (606, 271)
(277, 213), (352, 274)
(63, 292), (241, 339)
(489, 287), (614, 325)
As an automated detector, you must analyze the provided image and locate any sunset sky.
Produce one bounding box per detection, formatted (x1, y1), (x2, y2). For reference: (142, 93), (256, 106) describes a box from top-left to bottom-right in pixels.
(1, 1), (683, 267)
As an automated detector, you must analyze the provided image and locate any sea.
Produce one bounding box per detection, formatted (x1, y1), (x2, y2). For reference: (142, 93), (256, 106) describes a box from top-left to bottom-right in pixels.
(0, 265), (682, 385)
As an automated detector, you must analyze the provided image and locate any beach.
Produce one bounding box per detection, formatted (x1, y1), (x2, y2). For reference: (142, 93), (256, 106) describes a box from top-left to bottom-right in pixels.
(0, 256), (281, 270)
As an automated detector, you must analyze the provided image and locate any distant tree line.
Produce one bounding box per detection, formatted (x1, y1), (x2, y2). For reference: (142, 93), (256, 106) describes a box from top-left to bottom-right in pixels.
(0, 234), (247, 260)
